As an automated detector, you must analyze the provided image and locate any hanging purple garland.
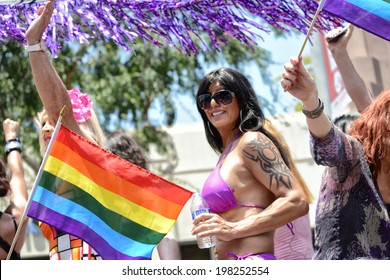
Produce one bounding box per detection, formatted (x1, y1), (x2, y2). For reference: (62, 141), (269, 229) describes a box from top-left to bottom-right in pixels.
(0, 0), (341, 56)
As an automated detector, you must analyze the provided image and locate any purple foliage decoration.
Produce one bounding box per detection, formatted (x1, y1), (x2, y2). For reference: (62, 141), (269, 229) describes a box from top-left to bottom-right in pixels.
(0, 0), (341, 56)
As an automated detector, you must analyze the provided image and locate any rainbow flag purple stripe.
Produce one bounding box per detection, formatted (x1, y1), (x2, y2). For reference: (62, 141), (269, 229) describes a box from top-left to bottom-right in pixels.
(322, 0), (390, 41)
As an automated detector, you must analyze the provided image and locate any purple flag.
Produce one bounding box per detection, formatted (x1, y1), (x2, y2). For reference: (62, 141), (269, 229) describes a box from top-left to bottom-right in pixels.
(322, 0), (390, 41)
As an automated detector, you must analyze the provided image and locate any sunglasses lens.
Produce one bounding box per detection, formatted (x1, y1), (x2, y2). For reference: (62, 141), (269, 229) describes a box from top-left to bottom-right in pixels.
(215, 90), (233, 105)
(198, 94), (212, 109)
(198, 90), (234, 110)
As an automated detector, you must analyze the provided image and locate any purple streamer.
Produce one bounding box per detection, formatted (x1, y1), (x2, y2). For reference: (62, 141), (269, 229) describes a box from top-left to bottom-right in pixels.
(0, 0), (341, 56)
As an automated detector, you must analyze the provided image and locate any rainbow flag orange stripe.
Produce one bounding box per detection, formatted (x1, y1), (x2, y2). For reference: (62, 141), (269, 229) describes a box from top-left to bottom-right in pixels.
(27, 125), (192, 260)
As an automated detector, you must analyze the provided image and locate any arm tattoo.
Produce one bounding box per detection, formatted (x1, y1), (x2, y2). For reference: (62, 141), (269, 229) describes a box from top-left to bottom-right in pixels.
(243, 135), (293, 190)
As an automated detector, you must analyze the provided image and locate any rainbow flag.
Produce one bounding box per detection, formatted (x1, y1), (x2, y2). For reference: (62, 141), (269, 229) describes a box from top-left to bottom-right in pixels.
(27, 125), (193, 260)
(322, 0), (390, 41)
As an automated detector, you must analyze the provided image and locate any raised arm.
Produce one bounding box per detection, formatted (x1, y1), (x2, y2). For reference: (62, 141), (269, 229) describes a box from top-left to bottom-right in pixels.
(281, 56), (333, 139)
(326, 25), (373, 113)
(25, 0), (89, 140)
(3, 119), (28, 250)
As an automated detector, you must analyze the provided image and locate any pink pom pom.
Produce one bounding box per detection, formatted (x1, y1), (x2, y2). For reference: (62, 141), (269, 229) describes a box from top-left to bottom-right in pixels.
(67, 88), (93, 123)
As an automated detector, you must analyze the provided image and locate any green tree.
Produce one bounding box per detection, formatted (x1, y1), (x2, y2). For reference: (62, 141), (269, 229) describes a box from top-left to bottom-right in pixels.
(0, 36), (279, 174)
(0, 41), (43, 171)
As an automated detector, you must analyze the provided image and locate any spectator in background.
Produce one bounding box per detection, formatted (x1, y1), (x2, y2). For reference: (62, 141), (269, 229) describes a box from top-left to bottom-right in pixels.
(281, 55), (390, 259)
(0, 119), (28, 260)
(325, 24), (373, 113)
(325, 24), (373, 133)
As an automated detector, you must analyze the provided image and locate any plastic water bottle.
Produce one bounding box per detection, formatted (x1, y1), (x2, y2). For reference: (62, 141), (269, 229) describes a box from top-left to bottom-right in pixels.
(191, 192), (217, 249)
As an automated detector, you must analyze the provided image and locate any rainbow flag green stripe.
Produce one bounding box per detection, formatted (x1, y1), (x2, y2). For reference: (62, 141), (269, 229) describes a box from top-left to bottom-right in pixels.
(39, 170), (166, 244)
(28, 125), (193, 260)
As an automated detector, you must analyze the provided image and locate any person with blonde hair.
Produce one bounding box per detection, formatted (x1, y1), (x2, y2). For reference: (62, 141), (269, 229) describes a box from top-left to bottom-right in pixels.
(25, 0), (105, 259)
(36, 88), (105, 156)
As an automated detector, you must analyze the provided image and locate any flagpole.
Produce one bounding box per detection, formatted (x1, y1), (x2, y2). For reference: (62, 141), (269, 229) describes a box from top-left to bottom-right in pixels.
(283, 1), (325, 92)
(297, 0), (325, 58)
(6, 106), (66, 260)
(0, 0), (46, 5)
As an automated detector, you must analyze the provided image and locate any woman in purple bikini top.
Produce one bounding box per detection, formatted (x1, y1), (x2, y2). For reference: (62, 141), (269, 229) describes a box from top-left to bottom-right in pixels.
(191, 67), (310, 260)
(202, 134), (266, 213)
(202, 133), (300, 260)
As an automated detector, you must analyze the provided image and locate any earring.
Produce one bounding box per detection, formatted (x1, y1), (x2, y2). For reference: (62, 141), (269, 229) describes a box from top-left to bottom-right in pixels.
(239, 110), (244, 133)
(207, 121), (215, 137)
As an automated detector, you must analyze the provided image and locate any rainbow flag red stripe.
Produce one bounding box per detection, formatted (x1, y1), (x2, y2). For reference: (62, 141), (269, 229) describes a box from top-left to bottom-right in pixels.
(322, 0), (390, 41)
(27, 125), (192, 260)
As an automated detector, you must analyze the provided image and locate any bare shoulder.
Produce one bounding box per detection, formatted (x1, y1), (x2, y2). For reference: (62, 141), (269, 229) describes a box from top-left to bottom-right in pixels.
(239, 130), (283, 168)
(240, 131), (295, 191)
(239, 131), (275, 149)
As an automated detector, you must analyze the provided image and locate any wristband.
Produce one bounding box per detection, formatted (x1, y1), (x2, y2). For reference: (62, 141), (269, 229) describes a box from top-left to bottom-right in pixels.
(25, 41), (47, 53)
(302, 98), (324, 119)
(5, 139), (22, 156)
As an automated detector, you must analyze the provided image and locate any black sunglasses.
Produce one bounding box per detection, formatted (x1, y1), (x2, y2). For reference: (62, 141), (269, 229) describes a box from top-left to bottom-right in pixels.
(198, 90), (235, 110)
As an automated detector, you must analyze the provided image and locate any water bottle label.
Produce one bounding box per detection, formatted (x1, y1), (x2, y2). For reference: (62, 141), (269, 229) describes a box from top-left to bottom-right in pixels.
(191, 208), (209, 220)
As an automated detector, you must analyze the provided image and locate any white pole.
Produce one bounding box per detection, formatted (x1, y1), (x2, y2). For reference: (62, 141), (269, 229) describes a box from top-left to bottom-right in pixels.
(0, 0), (46, 4)
(298, 0), (326, 58)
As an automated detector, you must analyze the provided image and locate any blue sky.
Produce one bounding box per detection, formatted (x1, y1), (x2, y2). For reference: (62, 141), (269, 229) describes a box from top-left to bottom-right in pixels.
(171, 32), (308, 125)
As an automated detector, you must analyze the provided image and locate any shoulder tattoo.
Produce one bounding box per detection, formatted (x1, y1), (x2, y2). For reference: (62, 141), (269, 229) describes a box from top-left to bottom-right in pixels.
(243, 135), (293, 190)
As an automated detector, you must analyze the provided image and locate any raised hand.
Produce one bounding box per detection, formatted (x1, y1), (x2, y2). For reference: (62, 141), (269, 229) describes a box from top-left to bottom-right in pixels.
(25, 0), (55, 45)
(281, 56), (317, 103)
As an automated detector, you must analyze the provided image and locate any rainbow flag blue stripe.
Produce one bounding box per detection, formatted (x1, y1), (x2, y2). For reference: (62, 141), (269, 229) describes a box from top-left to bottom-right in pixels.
(322, 0), (390, 41)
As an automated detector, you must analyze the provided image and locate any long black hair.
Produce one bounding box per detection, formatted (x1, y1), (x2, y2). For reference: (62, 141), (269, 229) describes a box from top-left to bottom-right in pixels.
(195, 67), (290, 167)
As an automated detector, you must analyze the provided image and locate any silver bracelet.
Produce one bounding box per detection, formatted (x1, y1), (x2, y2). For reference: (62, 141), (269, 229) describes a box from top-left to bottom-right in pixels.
(302, 98), (324, 119)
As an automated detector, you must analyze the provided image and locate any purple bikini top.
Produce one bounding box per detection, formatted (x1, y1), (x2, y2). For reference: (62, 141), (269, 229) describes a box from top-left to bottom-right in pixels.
(202, 134), (265, 213)
(202, 133), (295, 235)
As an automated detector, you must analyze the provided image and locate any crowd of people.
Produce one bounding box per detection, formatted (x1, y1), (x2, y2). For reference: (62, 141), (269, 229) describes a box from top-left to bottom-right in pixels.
(1, 0), (389, 260)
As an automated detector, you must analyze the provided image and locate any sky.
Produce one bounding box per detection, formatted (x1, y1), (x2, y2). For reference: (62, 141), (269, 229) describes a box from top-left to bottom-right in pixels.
(170, 31), (309, 125)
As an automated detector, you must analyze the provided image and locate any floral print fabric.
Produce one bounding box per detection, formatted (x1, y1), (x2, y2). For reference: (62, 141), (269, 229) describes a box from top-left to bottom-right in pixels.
(310, 125), (390, 259)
